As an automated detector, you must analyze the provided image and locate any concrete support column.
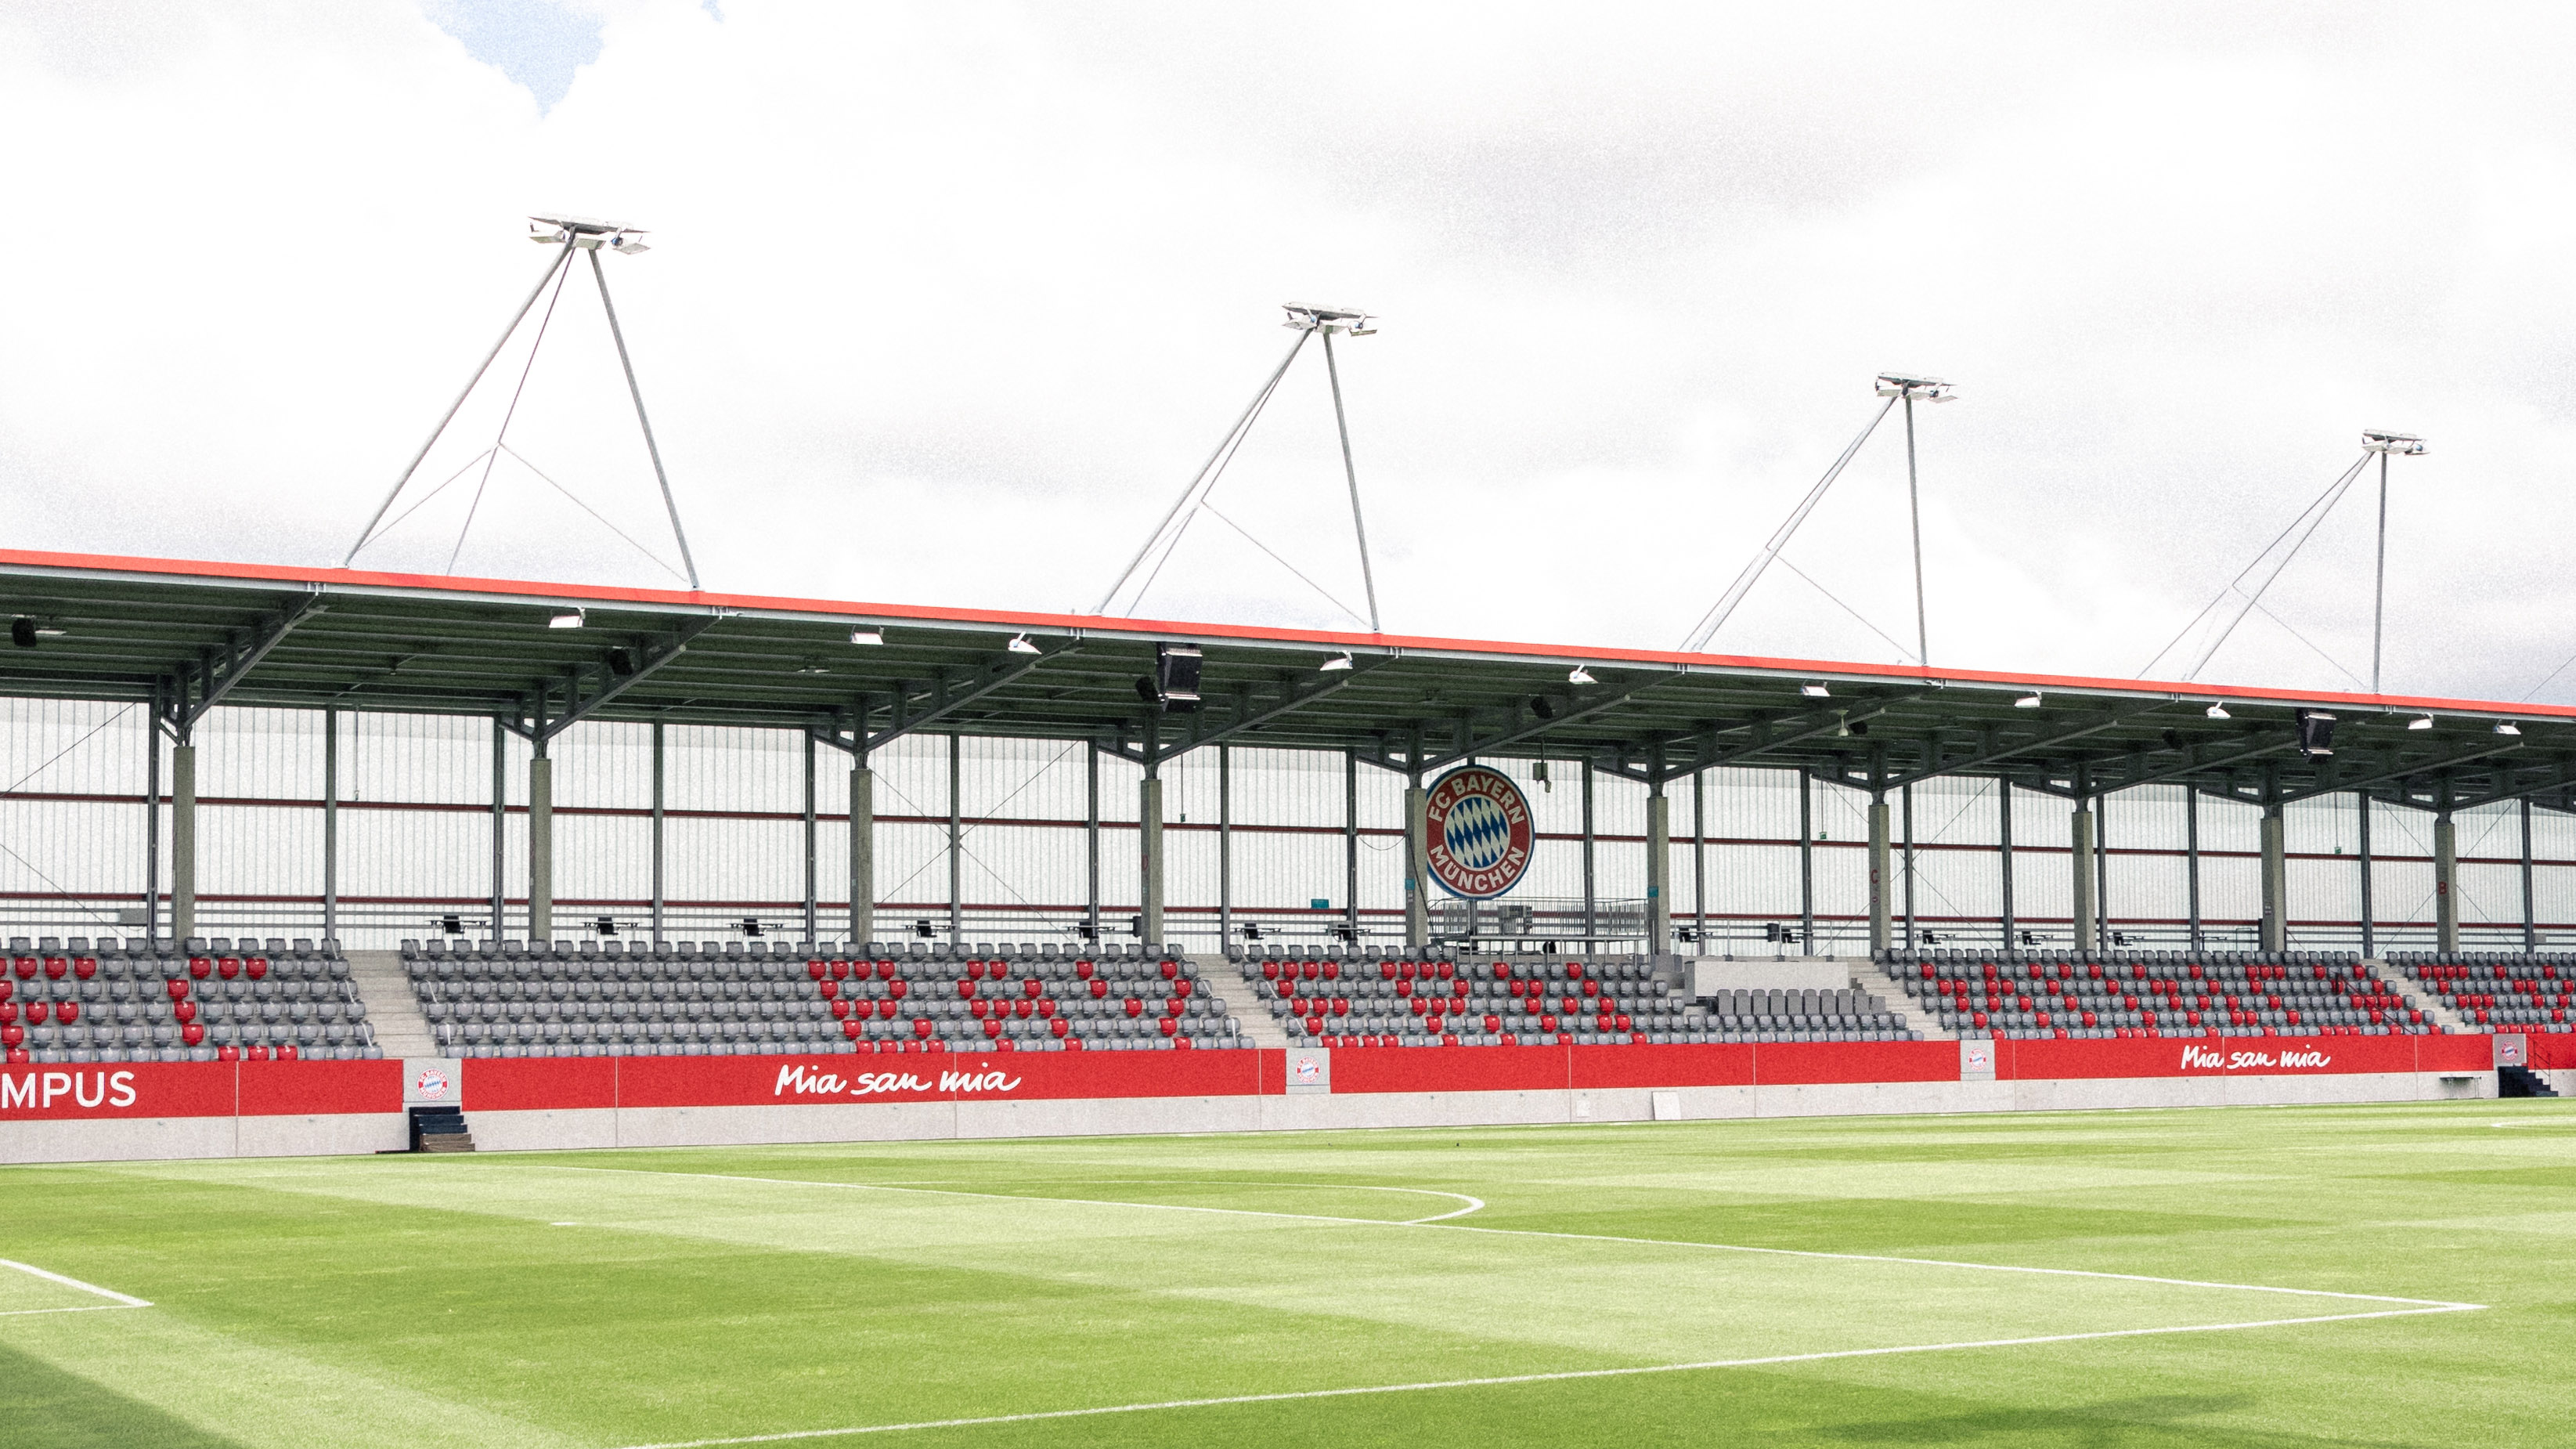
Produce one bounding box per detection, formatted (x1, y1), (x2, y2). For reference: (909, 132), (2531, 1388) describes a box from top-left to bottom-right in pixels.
(1647, 786), (1672, 956)
(2070, 800), (2097, 956)
(1997, 779), (2015, 951)
(1867, 793), (1892, 956)
(849, 763), (874, 947)
(171, 742), (197, 941)
(528, 753), (553, 942)
(2356, 793), (2374, 958)
(1138, 773), (1164, 947)
(1403, 781), (1429, 949)
(2433, 811), (2459, 953)
(2259, 809), (2286, 952)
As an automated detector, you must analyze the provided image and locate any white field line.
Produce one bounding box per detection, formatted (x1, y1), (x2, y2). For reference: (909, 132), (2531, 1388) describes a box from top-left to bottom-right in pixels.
(533, 1164), (2477, 1310)
(607, 1303), (2484, 1449)
(0, 1257), (152, 1317)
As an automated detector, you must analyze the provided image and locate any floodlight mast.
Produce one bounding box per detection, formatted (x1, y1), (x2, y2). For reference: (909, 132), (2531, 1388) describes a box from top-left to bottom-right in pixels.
(343, 215), (698, 590)
(1874, 374), (1956, 670)
(1095, 303), (1383, 629)
(2361, 430), (2426, 696)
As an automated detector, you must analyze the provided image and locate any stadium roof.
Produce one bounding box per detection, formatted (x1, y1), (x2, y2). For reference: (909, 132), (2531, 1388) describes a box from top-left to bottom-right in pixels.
(2, 546), (2570, 813)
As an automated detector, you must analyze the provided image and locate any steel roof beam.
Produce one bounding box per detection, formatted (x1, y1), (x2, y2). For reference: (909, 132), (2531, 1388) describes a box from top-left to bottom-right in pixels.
(864, 641), (1080, 753)
(2108, 733), (2296, 790)
(2277, 739), (2526, 804)
(537, 616), (720, 741)
(1882, 704), (2164, 789)
(167, 594), (327, 737)
(1422, 671), (1676, 769)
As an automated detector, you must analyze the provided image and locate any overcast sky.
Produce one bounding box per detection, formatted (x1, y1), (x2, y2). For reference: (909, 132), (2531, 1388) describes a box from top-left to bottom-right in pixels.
(6, 2), (2576, 704)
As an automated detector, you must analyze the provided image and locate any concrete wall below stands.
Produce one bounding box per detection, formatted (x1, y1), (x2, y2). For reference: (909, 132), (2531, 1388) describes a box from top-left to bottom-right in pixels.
(463, 1067), (2493, 1153)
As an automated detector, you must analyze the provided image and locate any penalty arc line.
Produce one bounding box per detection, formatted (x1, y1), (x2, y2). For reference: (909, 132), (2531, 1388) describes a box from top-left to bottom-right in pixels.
(521, 1165), (2473, 1309)
(607, 1304), (2486, 1449)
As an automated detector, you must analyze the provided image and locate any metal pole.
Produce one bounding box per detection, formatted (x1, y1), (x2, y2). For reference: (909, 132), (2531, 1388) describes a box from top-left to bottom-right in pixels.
(323, 707), (339, 944)
(1692, 768), (1708, 956)
(1320, 329), (1382, 633)
(344, 244), (572, 566)
(1218, 745), (1233, 947)
(1904, 391), (1928, 668)
(1085, 743), (1101, 945)
(802, 731), (817, 946)
(586, 249), (700, 589)
(172, 735), (195, 941)
(947, 732), (962, 947)
(650, 721), (666, 944)
(2358, 792), (2375, 958)
(1582, 758), (1597, 951)
(489, 717), (505, 939)
(1998, 779), (2015, 952)
(143, 692), (161, 941)
(2522, 797), (2538, 953)
(2372, 449), (2388, 695)
(1798, 771), (1814, 956)
(1344, 748), (1361, 943)
(2095, 788), (2112, 954)
(1901, 782), (1917, 950)
(2185, 787), (2203, 953)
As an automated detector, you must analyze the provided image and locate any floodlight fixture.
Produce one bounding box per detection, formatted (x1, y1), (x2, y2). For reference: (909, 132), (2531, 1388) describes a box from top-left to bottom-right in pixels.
(2296, 709), (2336, 757)
(1319, 652), (1354, 672)
(796, 661), (828, 676)
(1801, 682), (1831, 699)
(1283, 302), (1377, 337)
(1874, 373), (1957, 403)
(529, 214), (651, 255)
(548, 609), (586, 630)
(1006, 633), (1040, 655)
(2361, 431), (2427, 456)
(849, 628), (884, 646)
(2495, 720), (2523, 735)
(9, 618), (62, 648)
(2014, 692), (2043, 709)
(1568, 666), (1597, 685)
(2205, 702), (2231, 719)
(2408, 714), (2434, 730)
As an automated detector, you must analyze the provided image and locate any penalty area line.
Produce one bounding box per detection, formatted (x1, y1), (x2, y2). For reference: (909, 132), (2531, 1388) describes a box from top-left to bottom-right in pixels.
(608, 1303), (2486, 1448)
(0, 1258), (152, 1315)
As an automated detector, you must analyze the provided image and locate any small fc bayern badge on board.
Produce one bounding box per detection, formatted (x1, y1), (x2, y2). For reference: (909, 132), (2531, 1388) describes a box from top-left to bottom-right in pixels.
(1423, 764), (1534, 898)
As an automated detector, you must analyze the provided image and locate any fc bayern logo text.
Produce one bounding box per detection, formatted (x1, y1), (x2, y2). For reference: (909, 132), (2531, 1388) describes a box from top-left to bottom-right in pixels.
(1423, 765), (1534, 898)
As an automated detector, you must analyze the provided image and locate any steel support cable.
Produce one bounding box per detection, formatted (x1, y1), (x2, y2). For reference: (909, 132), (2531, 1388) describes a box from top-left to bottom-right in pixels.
(346, 242), (574, 566)
(1096, 331), (1311, 616)
(2248, 598), (2370, 692)
(448, 253), (579, 574)
(359, 448), (497, 552)
(1119, 358), (1297, 616)
(1775, 555), (1920, 663)
(497, 443), (691, 584)
(1199, 500), (1370, 627)
(1680, 396), (1899, 653)
(0, 703), (139, 923)
(2138, 453), (2369, 680)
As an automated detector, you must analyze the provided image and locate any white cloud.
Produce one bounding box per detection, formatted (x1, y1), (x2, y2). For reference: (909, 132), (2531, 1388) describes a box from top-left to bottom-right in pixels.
(5, 1), (2576, 703)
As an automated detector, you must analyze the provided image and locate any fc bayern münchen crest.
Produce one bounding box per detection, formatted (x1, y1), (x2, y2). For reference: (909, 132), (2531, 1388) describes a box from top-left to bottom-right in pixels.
(1423, 764), (1534, 898)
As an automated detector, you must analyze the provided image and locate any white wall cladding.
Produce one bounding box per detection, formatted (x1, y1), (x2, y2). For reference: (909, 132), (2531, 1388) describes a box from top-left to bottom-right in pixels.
(5, 696), (2576, 954)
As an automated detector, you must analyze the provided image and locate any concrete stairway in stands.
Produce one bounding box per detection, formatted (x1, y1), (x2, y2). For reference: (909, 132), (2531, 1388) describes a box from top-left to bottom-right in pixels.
(347, 950), (437, 1059)
(2362, 957), (2471, 1033)
(1851, 956), (1957, 1041)
(1194, 954), (1290, 1050)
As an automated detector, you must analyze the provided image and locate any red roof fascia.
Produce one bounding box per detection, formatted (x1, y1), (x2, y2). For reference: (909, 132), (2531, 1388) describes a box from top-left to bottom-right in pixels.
(2, 544), (2569, 722)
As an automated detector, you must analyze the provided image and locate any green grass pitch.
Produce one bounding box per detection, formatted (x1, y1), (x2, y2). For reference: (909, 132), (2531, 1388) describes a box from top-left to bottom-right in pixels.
(3, 1099), (2571, 1447)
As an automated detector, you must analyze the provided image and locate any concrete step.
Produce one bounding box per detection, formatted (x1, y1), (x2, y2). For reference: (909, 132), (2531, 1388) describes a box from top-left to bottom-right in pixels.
(2361, 957), (2473, 1033)
(1852, 959), (1957, 1041)
(1192, 954), (1290, 1050)
(347, 950), (438, 1059)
